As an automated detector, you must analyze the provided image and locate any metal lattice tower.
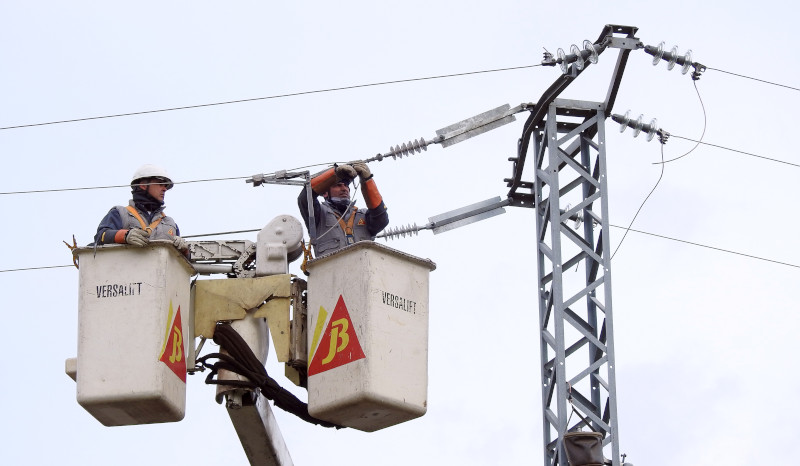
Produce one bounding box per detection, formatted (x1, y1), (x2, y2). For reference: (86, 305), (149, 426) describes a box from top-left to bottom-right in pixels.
(504, 25), (641, 466)
(533, 99), (619, 465)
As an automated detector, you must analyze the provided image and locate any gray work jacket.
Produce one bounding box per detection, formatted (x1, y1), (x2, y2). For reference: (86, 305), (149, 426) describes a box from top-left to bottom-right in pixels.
(115, 202), (179, 241)
(314, 202), (374, 256)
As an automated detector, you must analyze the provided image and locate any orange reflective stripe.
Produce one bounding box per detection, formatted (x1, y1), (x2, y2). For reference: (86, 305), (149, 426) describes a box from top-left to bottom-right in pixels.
(126, 206), (165, 233)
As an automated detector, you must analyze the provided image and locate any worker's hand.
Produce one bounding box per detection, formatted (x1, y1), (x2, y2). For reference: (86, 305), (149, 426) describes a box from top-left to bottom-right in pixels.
(125, 229), (150, 247)
(172, 236), (188, 251)
(334, 164), (357, 181)
(351, 161), (372, 181)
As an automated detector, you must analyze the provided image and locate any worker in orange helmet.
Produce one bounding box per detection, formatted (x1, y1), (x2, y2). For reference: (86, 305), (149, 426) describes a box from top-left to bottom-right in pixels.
(93, 164), (188, 253)
(297, 161), (388, 257)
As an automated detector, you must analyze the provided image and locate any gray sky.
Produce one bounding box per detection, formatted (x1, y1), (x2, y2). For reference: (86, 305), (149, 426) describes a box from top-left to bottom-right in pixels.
(2, 1), (797, 465)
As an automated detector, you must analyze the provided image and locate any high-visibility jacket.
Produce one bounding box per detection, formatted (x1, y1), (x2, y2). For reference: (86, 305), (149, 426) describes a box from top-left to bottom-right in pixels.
(313, 201), (375, 256)
(94, 200), (180, 245)
(297, 167), (389, 256)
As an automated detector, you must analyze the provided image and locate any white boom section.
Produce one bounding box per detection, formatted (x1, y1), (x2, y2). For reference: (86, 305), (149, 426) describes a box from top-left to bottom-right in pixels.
(217, 313), (293, 466)
(195, 215), (305, 466)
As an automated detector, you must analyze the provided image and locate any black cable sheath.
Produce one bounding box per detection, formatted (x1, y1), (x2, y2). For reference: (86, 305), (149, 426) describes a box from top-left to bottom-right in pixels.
(197, 322), (343, 429)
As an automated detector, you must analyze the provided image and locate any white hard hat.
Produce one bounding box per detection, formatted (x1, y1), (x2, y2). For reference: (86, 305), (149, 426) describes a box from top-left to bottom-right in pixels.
(131, 164), (173, 189)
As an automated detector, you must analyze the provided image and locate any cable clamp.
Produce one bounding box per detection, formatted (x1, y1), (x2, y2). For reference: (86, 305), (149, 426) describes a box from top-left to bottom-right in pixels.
(657, 129), (671, 145)
(691, 62), (707, 81)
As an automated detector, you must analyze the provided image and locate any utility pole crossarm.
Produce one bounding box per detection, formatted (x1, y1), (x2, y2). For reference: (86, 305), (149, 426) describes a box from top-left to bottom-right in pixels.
(508, 24), (642, 205)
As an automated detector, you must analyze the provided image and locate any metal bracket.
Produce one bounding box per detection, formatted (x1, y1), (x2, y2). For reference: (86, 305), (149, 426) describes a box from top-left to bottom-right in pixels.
(189, 239), (256, 276)
(187, 216), (305, 278)
(435, 104), (528, 148)
(246, 170), (308, 187)
(377, 196), (511, 240)
(192, 274), (292, 339)
(285, 278), (308, 388)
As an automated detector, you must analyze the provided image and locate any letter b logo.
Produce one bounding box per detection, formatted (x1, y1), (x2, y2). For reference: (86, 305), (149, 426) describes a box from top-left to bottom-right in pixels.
(322, 319), (350, 364)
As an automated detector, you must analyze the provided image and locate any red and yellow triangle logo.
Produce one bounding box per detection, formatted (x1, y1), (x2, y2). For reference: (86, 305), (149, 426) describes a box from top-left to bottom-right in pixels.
(159, 302), (187, 383)
(308, 295), (365, 376)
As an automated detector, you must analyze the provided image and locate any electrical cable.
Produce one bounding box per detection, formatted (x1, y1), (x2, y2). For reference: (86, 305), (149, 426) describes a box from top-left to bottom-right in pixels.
(0, 265), (74, 273)
(5, 224), (798, 273)
(654, 80), (707, 165)
(0, 176), (247, 196)
(0, 64), (541, 131)
(183, 229), (260, 239)
(2, 83), (795, 198)
(667, 136), (800, 168)
(4, 131), (793, 197)
(608, 224), (800, 269)
(610, 70), (705, 258)
(0, 62), (795, 134)
(196, 322), (343, 429)
(707, 67), (800, 92)
(611, 143), (666, 260)
(0, 162), (335, 196)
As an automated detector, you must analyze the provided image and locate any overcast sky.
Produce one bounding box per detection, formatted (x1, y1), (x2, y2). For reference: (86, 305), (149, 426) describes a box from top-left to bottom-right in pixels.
(2, 1), (798, 465)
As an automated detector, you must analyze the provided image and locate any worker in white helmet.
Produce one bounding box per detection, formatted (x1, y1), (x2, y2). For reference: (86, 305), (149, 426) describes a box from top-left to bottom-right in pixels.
(93, 164), (188, 252)
(297, 161), (388, 256)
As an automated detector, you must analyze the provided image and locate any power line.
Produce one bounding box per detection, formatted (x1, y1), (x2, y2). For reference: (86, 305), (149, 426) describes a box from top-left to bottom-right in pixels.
(183, 229), (259, 239)
(669, 135), (800, 168)
(656, 80), (707, 165)
(0, 64), (541, 131)
(2, 64), (796, 197)
(707, 67), (800, 92)
(4, 117), (798, 197)
(1, 64), (795, 135)
(0, 176), (249, 196)
(0, 265), (75, 273)
(609, 224), (799, 269)
(5, 131), (795, 196)
(612, 144), (666, 259)
(3, 225), (797, 273)
(0, 162), (333, 196)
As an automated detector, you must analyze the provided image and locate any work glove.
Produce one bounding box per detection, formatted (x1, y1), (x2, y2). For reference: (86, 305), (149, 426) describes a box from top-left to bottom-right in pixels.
(125, 228), (150, 247)
(334, 164), (357, 182)
(172, 236), (188, 251)
(351, 161), (372, 181)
